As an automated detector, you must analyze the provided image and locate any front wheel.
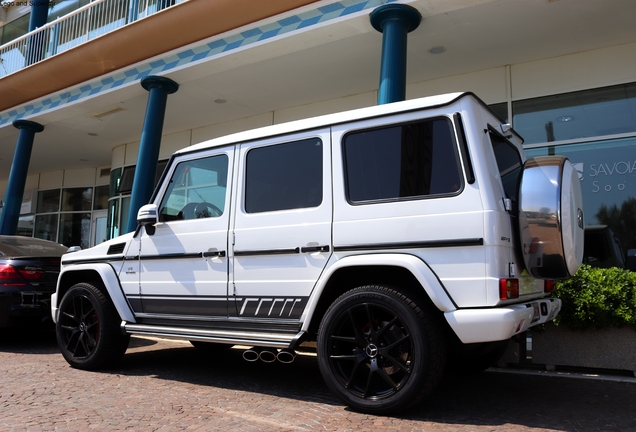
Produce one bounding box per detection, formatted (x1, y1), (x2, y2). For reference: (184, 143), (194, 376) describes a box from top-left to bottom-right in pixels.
(56, 283), (129, 370)
(317, 285), (446, 415)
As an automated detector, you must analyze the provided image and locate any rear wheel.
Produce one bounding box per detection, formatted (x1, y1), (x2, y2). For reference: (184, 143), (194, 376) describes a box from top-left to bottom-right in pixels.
(56, 283), (129, 370)
(317, 285), (445, 415)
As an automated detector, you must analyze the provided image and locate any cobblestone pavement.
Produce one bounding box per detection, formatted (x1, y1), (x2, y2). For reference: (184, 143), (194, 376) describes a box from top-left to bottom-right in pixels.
(1, 330), (635, 431)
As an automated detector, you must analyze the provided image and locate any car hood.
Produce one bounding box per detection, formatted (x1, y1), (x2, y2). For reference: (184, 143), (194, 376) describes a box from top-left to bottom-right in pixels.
(61, 232), (135, 264)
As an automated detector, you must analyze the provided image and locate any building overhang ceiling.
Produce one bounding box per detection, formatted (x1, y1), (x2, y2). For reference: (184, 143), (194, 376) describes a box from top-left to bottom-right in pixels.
(0, 0), (635, 178)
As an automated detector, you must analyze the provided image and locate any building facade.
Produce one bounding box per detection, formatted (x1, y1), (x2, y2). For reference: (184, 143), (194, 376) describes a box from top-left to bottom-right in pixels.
(0, 0), (635, 260)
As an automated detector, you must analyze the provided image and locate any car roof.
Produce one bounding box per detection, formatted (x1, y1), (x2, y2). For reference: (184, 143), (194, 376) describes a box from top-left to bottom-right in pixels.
(177, 92), (472, 155)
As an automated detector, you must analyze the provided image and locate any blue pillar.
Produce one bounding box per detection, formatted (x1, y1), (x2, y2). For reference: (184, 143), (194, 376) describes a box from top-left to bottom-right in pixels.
(26, 0), (50, 65)
(125, 76), (179, 233)
(0, 121), (44, 235)
(370, 4), (421, 105)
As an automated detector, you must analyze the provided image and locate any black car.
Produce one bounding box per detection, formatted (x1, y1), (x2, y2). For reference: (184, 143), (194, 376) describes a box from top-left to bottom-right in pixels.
(0, 236), (69, 329)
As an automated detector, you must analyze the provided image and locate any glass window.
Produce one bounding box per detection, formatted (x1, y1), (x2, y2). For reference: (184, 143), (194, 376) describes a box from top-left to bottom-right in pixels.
(110, 167), (122, 197)
(37, 189), (61, 213)
(1, 14), (30, 45)
(35, 214), (59, 242)
(93, 185), (109, 210)
(489, 102), (509, 123)
(245, 139), (322, 213)
(117, 166), (135, 194)
(513, 82), (636, 144)
(17, 215), (35, 238)
(59, 213), (91, 249)
(344, 118), (461, 203)
(490, 131), (523, 202)
(159, 154), (229, 221)
(107, 198), (120, 240)
(61, 187), (93, 212)
(116, 160), (168, 195)
(525, 136), (636, 255)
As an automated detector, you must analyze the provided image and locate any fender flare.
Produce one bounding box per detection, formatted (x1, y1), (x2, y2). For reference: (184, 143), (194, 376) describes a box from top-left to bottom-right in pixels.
(53, 263), (136, 324)
(300, 253), (457, 332)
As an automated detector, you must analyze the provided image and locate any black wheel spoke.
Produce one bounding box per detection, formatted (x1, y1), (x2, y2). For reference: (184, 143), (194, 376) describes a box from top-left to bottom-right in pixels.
(381, 352), (411, 374)
(347, 309), (368, 347)
(376, 316), (399, 338)
(375, 362), (399, 390)
(383, 333), (410, 351)
(364, 303), (375, 333)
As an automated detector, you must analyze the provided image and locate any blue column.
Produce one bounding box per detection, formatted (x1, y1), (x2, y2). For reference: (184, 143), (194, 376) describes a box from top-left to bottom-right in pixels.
(125, 76), (179, 233)
(26, 0), (50, 65)
(0, 121), (44, 235)
(370, 4), (421, 105)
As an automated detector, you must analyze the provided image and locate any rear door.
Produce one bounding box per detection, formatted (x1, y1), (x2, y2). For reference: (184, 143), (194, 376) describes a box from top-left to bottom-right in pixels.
(231, 130), (332, 321)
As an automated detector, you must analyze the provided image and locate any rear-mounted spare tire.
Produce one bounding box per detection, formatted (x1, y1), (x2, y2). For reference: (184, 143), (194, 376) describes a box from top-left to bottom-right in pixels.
(518, 156), (584, 279)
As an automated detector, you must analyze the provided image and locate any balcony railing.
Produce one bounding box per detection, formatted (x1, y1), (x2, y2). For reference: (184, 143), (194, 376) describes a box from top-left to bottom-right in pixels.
(0, 0), (187, 78)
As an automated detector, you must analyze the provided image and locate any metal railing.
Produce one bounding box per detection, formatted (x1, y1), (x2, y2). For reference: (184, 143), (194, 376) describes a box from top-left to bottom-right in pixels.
(0, 0), (187, 78)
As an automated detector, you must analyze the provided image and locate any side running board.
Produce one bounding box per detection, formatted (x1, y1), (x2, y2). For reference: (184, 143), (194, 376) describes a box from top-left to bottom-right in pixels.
(122, 321), (304, 349)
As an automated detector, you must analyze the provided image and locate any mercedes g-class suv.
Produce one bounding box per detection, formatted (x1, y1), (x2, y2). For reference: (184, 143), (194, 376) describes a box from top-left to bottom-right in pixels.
(52, 92), (584, 415)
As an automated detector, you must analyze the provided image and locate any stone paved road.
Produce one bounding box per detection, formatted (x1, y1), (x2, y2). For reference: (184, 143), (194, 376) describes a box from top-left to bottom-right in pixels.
(1, 330), (635, 431)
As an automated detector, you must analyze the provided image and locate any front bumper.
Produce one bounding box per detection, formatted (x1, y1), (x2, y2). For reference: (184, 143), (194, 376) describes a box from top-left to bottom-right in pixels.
(444, 298), (561, 344)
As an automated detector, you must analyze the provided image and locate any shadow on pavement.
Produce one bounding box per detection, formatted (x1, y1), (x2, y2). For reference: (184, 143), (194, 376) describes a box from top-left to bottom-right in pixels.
(100, 338), (636, 431)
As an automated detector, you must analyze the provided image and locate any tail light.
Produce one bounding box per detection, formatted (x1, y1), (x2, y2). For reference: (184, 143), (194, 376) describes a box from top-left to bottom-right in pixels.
(499, 278), (519, 300)
(0, 264), (44, 286)
(0, 264), (26, 286)
(544, 280), (557, 293)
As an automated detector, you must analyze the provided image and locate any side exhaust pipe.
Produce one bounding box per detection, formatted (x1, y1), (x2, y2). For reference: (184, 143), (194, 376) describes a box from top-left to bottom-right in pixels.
(242, 348), (261, 362)
(258, 348), (278, 363)
(276, 348), (296, 364)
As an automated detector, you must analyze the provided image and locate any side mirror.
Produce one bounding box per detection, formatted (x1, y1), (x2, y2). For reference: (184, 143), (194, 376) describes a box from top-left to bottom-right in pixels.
(137, 204), (158, 226)
(67, 246), (82, 253)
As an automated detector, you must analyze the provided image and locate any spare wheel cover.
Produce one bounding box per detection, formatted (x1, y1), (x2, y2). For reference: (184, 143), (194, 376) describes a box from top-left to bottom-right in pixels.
(518, 156), (584, 279)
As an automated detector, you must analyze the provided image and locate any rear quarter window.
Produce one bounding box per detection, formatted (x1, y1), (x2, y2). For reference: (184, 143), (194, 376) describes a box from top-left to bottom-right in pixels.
(343, 117), (462, 203)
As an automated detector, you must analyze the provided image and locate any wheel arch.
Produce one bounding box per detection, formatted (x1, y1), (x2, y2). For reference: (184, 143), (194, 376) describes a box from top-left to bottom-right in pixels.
(54, 264), (135, 323)
(302, 253), (457, 337)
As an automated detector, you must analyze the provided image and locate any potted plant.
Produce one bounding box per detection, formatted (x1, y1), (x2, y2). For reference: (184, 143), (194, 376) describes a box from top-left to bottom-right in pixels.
(531, 265), (636, 374)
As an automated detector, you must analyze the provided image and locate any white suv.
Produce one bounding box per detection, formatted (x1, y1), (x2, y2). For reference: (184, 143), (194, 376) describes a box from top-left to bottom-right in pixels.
(52, 92), (584, 414)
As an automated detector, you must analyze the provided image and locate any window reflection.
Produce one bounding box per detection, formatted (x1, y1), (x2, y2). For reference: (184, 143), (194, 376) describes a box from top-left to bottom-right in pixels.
(514, 83), (636, 144)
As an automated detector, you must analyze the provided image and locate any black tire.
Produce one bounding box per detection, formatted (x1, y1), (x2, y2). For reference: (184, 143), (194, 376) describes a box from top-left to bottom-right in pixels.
(317, 285), (446, 415)
(56, 283), (130, 370)
(445, 340), (509, 375)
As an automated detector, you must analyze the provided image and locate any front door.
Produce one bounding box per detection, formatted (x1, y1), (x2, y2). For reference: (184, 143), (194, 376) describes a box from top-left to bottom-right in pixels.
(231, 130), (332, 321)
(136, 147), (234, 324)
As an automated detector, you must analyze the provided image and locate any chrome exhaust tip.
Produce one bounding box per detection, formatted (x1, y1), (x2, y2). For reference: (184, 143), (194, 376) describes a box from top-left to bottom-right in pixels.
(242, 348), (261, 362)
(258, 348), (278, 363)
(276, 348), (296, 364)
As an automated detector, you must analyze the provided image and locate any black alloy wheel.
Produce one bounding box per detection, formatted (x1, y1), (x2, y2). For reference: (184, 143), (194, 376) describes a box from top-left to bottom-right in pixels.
(56, 283), (129, 370)
(317, 285), (445, 415)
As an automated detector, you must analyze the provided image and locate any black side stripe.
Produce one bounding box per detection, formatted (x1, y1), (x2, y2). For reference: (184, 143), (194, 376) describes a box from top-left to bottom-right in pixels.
(234, 247), (300, 256)
(139, 252), (203, 260)
(333, 238), (483, 252)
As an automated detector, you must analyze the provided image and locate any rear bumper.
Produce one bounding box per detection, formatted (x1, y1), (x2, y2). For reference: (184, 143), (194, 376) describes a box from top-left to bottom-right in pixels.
(444, 298), (561, 344)
(0, 292), (53, 328)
